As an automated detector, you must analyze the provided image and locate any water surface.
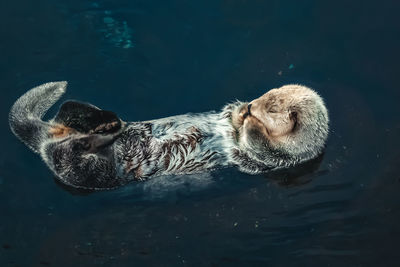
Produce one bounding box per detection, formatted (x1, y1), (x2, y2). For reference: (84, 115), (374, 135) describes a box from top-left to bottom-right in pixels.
(1, 0), (399, 266)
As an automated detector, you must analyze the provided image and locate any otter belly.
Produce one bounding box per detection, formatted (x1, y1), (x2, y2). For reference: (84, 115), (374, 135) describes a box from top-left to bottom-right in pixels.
(113, 120), (228, 181)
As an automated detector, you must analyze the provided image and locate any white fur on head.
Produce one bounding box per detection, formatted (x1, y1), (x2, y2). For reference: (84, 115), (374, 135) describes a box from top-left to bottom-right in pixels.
(269, 84), (329, 164)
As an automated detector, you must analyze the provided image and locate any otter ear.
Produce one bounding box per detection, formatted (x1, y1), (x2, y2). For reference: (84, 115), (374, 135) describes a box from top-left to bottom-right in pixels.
(289, 111), (298, 131)
(54, 101), (121, 134)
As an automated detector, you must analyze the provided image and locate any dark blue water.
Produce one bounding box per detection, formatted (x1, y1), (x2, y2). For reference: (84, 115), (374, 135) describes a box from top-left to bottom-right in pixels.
(1, 0), (400, 266)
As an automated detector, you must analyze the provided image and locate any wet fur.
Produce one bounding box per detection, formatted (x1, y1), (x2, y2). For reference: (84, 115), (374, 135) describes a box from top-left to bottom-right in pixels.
(9, 82), (329, 190)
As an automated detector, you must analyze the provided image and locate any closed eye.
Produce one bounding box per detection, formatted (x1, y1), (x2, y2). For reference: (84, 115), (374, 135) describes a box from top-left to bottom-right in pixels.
(268, 107), (278, 113)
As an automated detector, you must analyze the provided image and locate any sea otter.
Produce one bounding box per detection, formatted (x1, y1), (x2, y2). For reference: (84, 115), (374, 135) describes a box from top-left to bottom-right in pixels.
(9, 82), (329, 190)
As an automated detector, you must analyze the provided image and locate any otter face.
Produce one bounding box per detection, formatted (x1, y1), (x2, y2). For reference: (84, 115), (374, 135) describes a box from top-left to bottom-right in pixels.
(233, 84), (329, 167)
(246, 86), (300, 140)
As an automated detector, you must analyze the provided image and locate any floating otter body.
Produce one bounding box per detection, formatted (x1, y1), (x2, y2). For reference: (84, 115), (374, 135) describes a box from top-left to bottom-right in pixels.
(9, 82), (329, 190)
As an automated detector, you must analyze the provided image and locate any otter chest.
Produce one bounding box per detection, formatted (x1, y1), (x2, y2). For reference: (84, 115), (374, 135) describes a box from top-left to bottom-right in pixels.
(114, 121), (226, 180)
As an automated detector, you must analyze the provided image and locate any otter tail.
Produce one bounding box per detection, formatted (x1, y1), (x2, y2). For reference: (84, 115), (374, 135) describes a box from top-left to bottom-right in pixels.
(9, 81), (67, 153)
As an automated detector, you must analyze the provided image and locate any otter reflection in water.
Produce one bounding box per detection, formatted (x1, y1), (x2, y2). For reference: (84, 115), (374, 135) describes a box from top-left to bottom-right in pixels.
(9, 82), (329, 190)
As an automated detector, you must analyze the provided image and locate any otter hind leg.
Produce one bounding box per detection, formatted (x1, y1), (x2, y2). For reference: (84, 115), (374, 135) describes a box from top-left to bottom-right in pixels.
(54, 101), (121, 134)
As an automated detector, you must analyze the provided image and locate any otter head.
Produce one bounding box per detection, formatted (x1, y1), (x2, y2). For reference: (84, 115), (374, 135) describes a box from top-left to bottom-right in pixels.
(232, 84), (329, 168)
